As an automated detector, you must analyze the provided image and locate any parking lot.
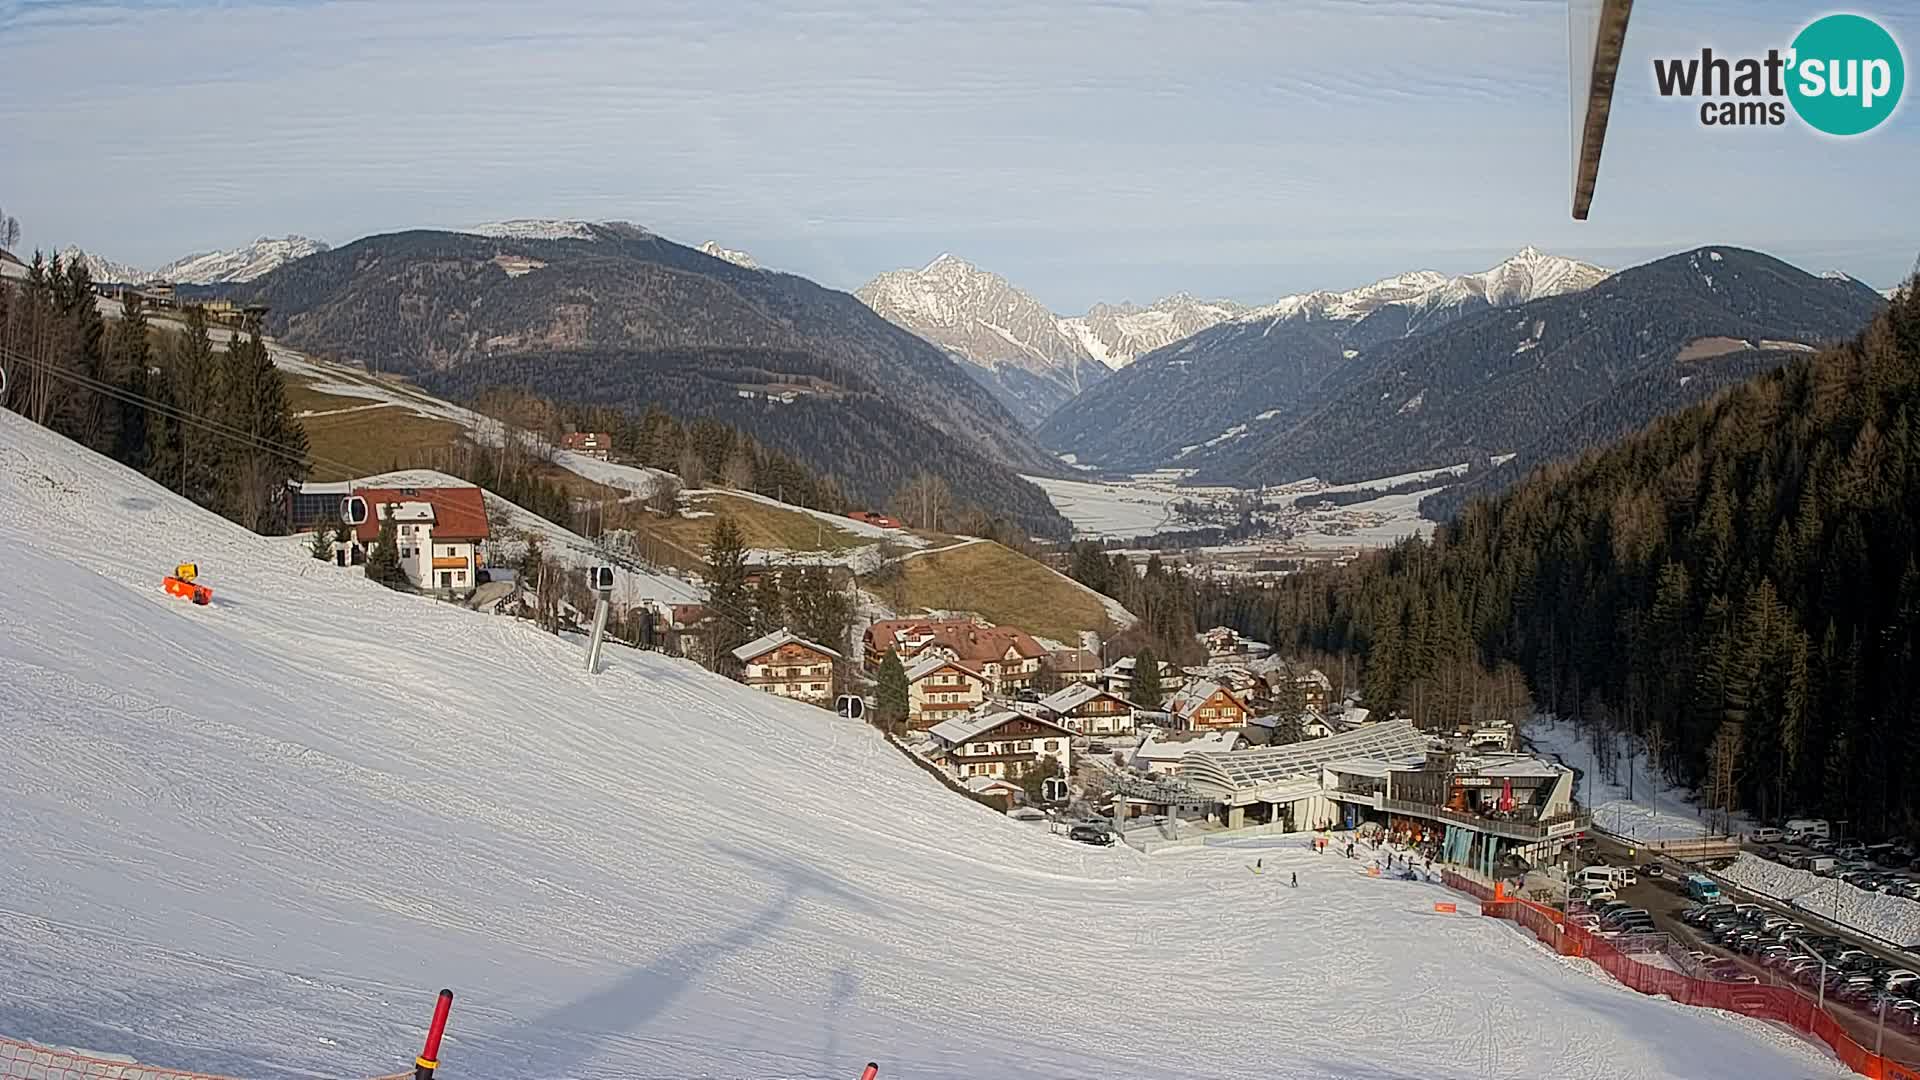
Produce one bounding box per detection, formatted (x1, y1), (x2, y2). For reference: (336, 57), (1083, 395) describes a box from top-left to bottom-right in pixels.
(1585, 856), (1920, 1064)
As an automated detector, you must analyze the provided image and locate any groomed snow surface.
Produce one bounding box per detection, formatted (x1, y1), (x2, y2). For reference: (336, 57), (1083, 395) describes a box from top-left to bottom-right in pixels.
(0, 410), (1852, 1080)
(1720, 854), (1920, 950)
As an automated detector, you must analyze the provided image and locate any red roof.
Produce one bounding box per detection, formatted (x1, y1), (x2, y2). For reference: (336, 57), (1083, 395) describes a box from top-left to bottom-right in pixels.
(352, 485), (490, 544)
(865, 618), (1046, 666)
(562, 432), (613, 451)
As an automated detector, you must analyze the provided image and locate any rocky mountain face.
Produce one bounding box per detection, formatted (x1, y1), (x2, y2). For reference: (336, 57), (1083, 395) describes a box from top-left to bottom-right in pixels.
(855, 255), (1110, 428)
(55, 247), (147, 284)
(1059, 294), (1243, 370)
(53, 236), (329, 285)
(1038, 249), (1611, 469)
(697, 241), (759, 270)
(157, 236), (330, 284)
(235, 224), (1071, 535)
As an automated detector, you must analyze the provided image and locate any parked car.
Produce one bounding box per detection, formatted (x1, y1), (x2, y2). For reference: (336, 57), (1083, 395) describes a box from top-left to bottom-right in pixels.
(1882, 969), (1920, 992)
(1068, 823), (1113, 846)
(1642, 862), (1664, 879)
(1751, 826), (1786, 843)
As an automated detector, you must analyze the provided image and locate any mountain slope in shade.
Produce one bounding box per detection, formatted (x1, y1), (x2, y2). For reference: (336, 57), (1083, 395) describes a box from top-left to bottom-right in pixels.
(697, 241), (759, 269)
(237, 225), (1069, 535)
(155, 236), (329, 284)
(1039, 249), (1610, 469)
(1196, 246), (1887, 489)
(856, 254), (1108, 428)
(1059, 294), (1243, 370)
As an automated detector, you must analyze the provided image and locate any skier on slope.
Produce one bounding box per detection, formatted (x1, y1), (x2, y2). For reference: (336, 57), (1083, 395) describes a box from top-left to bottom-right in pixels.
(1291, 871), (1298, 888)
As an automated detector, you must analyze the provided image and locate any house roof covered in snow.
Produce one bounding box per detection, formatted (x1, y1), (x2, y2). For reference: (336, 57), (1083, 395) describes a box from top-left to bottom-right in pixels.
(928, 709), (1072, 747)
(731, 629), (843, 664)
(1132, 729), (1242, 763)
(904, 653), (989, 685)
(1164, 680), (1245, 721)
(1038, 682), (1136, 714)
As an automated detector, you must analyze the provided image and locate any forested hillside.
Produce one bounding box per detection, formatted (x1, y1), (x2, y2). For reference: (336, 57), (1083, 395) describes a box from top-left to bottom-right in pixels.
(235, 226), (1070, 536)
(423, 349), (1069, 536)
(1, 255), (308, 534)
(1219, 280), (1920, 837)
(1190, 248), (1886, 488)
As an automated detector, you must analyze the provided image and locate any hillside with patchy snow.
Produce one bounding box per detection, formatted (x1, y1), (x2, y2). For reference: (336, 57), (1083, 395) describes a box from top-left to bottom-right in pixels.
(156, 235), (330, 284)
(0, 409), (1852, 1080)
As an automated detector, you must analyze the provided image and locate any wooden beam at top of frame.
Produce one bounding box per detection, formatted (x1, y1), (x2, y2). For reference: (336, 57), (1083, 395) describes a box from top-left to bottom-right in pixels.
(1572, 0), (1634, 220)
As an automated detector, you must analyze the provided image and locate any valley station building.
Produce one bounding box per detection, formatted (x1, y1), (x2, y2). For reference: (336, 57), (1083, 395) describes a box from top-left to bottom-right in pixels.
(1123, 721), (1584, 874)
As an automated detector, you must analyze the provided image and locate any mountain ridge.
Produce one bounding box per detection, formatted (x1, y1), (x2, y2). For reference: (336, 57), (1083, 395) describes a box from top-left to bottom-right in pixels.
(1190, 246), (1887, 490)
(1038, 248), (1610, 470)
(234, 225), (1072, 535)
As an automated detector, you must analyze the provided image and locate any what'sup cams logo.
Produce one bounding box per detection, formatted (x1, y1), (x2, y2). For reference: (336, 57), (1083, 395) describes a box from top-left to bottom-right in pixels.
(1654, 13), (1905, 134)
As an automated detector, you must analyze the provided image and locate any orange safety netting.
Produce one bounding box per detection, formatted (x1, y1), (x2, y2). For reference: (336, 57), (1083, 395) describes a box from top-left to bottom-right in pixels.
(0, 1036), (410, 1080)
(1470, 890), (1920, 1080)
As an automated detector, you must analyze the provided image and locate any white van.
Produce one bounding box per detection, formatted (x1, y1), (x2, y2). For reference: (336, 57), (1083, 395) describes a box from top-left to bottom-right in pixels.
(1785, 818), (1831, 840)
(1750, 826), (1785, 843)
(1578, 865), (1629, 891)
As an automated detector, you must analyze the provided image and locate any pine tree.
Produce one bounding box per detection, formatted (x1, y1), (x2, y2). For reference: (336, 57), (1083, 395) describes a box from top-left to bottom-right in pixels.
(1132, 647), (1164, 709)
(309, 522), (335, 561)
(876, 650), (910, 732)
(704, 512), (753, 675)
(364, 505), (407, 588)
(753, 568), (785, 635)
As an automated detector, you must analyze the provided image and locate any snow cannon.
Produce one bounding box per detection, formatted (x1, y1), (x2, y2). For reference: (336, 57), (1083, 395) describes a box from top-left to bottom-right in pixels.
(163, 564), (213, 606)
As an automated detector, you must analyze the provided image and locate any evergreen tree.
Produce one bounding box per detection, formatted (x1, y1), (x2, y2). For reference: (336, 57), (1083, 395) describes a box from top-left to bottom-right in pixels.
(364, 504), (407, 588)
(309, 522), (335, 561)
(876, 650), (910, 733)
(1131, 647), (1164, 709)
(704, 512), (753, 675)
(752, 568), (785, 635)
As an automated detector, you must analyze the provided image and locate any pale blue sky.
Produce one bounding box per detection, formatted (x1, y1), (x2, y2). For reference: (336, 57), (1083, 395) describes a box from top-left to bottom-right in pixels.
(2, 0), (1914, 310)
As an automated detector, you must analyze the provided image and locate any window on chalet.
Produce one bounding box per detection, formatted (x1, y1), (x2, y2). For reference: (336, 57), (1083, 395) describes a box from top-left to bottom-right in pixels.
(1017, 741), (1032, 752)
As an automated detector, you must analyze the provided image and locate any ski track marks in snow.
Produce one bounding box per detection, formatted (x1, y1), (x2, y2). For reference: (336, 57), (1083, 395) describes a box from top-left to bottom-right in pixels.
(0, 411), (1855, 1080)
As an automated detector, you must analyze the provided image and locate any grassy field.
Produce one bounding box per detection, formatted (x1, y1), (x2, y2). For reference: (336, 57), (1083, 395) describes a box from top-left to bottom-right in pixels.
(895, 540), (1113, 645)
(621, 492), (874, 571)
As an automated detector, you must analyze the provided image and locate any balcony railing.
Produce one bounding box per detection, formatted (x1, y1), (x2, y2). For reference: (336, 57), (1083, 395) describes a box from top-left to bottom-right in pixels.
(1381, 799), (1590, 841)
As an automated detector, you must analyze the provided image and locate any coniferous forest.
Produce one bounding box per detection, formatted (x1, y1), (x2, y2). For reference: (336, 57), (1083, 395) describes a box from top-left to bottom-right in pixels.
(0, 254), (309, 534)
(1212, 282), (1920, 838)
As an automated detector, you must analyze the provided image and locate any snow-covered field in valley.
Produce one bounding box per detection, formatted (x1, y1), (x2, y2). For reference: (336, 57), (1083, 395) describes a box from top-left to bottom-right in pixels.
(0, 410), (1852, 1080)
(1720, 854), (1920, 950)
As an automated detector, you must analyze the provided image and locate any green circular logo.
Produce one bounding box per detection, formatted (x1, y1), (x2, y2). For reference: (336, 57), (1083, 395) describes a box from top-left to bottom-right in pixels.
(1787, 14), (1905, 136)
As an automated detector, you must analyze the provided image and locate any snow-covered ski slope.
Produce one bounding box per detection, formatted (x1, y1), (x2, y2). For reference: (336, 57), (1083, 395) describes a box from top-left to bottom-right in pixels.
(0, 412), (1849, 1080)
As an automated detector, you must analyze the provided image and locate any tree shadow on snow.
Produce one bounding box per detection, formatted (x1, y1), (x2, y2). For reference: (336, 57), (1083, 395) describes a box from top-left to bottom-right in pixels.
(482, 842), (876, 1078)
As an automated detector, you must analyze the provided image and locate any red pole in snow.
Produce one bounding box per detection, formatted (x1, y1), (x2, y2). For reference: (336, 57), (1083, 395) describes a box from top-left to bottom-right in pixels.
(415, 988), (454, 1080)
(860, 1064), (878, 1080)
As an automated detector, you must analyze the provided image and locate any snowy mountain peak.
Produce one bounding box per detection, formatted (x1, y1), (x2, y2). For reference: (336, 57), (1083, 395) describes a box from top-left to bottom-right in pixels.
(856, 255), (1109, 425)
(55, 246), (148, 284)
(697, 241), (759, 270)
(1237, 250), (1607, 329)
(155, 235), (329, 284)
(466, 219), (601, 242)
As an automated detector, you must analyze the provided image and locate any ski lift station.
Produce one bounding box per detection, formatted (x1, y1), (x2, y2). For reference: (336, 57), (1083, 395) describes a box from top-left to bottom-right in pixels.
(1116, 721), (1584, 872)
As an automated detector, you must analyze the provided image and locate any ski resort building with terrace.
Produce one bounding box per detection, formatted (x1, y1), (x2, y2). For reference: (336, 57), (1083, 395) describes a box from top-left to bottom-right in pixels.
(1119, 720), (1585, 871)
(863, 618), (1047, 695)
